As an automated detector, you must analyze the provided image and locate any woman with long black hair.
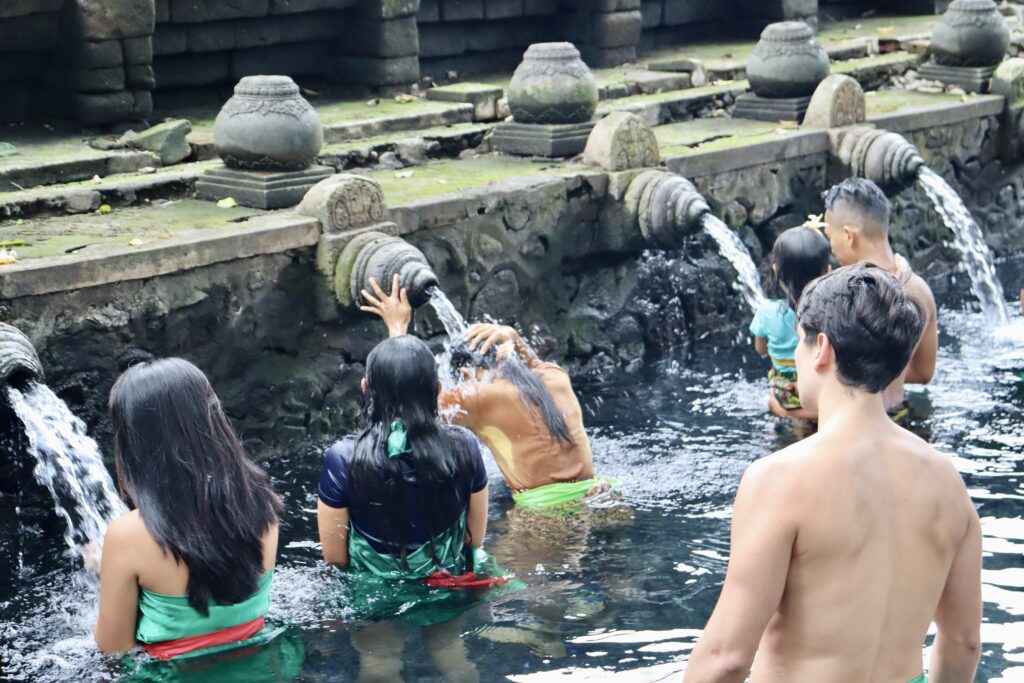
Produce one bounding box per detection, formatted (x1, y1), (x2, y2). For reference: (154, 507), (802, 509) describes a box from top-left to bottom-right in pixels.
(93, 358), (284, 661)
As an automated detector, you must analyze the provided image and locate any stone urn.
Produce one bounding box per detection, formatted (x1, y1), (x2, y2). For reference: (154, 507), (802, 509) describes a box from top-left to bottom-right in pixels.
(506, 42), (598, 125)
(0, 322), (43, 388)
(213, 75), (324, 171)
(931, 0), (1010, 67)
(747, 22), (830, 99)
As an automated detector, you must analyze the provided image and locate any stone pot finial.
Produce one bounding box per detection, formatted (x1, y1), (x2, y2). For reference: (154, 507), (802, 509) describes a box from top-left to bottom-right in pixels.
(334, 232), (439, 309)
(213, 75), (324, 171)
(583, 112), (659, 171)
(0, 322), (43, 388)
(931, 0), (1010, 68)
(747, 21), (830, 99)
(506, 42), (599, 125)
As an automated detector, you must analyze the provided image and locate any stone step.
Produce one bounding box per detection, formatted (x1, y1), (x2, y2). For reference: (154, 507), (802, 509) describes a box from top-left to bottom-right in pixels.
(317, 123), (492, 171)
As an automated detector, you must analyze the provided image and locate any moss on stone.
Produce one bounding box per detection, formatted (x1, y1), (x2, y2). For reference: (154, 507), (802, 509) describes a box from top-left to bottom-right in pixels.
(832, 51), (921, 74)
(865, 89), (970, 116)
(0, 199), (264, 260)
(318, 123), (492, 156)
(428, 82), (503, 95)
(603, 80), (749, 109)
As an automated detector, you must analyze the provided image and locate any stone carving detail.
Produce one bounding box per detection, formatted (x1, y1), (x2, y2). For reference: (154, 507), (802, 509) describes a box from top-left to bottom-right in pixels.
(931, 0), (1009, 67)
(832, 126), (925, 190)
(213, 75), (324, 171)
(747, 22), (830, 99)
(298, 174), (387, 234)
(583, 112), (659, 171)
(0, 322), (43, 387)
(334, 232), (440, 309)
(623, 170), (710, 248)
(802, 74), (866, 129)
(506, 42), (599, 125)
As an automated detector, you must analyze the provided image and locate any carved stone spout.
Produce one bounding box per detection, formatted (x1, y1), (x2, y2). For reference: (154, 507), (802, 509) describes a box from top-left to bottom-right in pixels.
(624, 170), (710, 248)
(334, 232), (440, 309)
(831, 126), (925, 190)
(0, 323), (43, 388)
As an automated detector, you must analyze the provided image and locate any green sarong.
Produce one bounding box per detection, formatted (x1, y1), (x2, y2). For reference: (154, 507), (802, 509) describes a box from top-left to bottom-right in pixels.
(512, 476), (617, 510)
(336, 513), (523, 626)
(907, 676), (927, 683)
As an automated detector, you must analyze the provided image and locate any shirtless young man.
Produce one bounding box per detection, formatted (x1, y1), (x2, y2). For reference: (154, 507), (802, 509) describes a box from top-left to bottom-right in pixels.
(685, 264), (981, 683)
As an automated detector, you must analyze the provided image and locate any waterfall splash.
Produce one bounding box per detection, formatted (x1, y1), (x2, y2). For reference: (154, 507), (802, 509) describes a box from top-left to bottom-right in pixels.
(427, 286), (471, 395)
(700, 214), (766, 313)
(916, 168), (1009, 324)
(7, 382), (126, 565)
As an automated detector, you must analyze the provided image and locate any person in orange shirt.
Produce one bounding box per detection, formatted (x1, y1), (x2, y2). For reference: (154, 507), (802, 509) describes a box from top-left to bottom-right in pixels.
(360, 275), (611, 509)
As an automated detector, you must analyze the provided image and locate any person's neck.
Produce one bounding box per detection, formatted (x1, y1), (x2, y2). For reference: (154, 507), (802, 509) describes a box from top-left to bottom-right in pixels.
(814, 377), (890, 434)
(856, 241), (896, 272)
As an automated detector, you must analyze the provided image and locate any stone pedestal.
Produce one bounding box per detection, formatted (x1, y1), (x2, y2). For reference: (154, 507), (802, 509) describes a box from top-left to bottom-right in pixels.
(492, 120), (595, 158)
(918, 62), (997, 93)
(733, 93), (812, 123)
(196, 165), (334, 209)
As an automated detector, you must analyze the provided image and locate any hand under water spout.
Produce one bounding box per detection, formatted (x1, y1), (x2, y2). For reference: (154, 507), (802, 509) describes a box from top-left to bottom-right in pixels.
(82, 540), (102, 574)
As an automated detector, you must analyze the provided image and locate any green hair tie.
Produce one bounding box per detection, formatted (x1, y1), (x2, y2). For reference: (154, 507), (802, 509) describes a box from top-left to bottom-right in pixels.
(387, 420), (412, 458)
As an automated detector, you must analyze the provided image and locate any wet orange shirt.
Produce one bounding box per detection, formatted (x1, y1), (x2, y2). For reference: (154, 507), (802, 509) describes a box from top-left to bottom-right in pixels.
(439, 362), (595, 492)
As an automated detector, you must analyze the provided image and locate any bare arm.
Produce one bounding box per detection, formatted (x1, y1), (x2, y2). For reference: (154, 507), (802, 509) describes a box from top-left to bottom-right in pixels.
(767, 390), (818, 422)
(466, 486), (489, 548)
(753, 337), (768, 357)
(360, 274), (412, 338)
(684, 459), (797, 683)
(905, 279), (937, 385)
(317, 501), (350, 567)
(929, 498), (982, 683)
(94, 516), (140, 653)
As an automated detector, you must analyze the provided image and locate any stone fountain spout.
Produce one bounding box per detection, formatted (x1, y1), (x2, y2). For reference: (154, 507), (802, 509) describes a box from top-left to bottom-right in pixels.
(334, 231), (440, 309)
(623, 170), (710, 248)
(831, 125), (925, 191)
(0, 322), (43, 389)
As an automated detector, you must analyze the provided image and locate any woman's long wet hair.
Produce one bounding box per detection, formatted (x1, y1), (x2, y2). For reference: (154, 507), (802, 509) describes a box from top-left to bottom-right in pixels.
(768, 226), (832, 311)
(449, 343), (575, 446)
(109, 358), (281, 615)
(350, 335), (476, 563)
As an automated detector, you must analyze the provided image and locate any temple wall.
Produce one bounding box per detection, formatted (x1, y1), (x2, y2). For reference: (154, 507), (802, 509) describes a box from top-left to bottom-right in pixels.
(0, 1), (66, 124)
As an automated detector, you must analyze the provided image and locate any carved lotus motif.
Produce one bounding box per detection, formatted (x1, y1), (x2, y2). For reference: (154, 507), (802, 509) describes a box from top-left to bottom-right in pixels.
(747, 22), (830, 99)
(214, 75), (324, 171)
(931, 0), (1009, 67)
(507, 43), (598, 125)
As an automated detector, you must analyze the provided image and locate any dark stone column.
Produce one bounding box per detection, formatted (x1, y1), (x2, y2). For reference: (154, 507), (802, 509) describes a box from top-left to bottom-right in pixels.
(332, 0), (421, 88)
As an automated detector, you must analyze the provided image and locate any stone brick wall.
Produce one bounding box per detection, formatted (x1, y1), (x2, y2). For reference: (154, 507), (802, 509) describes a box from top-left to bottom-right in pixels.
(639, 0), (726, 49)
(417, 0), (560, 81)
(0, 1), (66, 124)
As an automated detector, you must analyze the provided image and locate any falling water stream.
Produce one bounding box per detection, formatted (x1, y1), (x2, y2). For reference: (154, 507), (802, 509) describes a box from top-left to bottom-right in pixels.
(700, 214), (766, 313)
(917, 167), (1009, 323)
(6, 382), (126, 564)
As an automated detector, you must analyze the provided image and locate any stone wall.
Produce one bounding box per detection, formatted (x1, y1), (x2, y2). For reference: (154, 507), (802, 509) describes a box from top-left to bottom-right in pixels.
(0, 1), (66, 124)
(639, 0), (725, 49)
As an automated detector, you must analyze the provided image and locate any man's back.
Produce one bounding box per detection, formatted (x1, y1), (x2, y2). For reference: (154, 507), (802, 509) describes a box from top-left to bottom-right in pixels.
(881, 258), (938, 410)
(752, 418), (977, 682)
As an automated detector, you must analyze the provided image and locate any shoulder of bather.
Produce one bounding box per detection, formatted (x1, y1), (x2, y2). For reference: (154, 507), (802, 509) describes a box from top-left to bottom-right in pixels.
(740, 445), (810, 494)
(105, 509), (148, 548)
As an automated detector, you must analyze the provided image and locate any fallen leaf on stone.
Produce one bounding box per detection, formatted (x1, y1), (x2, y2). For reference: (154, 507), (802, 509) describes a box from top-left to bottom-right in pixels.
(395, 170), (414, 178)
(92, 175), (102, 183)
(0, 142), (17, 157)
(139, 166), (157, 174)
(777, 120), (798, 128)
(394, 94), (417, 103)
(365, 98), (380, 107)
(217, 197), (238, 208)
(437, 178), (449, 184)
(878, 26), (894, 34)
(0, 247), (17, 265)
(0, 239), (25, 247)
(301, 87), (322, 97)
(97, 204), (112, 214)
(128, 237), (147, 247)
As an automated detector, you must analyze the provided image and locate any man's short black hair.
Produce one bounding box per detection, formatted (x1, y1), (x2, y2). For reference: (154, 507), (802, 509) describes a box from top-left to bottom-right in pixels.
(797, 263), (924, 394)
(822, 178), (890, 237)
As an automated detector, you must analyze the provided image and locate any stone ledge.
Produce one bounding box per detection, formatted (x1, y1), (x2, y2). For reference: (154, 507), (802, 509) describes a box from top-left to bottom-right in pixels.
(321, 103), (474, 143)
(0, 214), (320, 299)
(664, 129), (829, 177)
(867, 95), (1005, 134)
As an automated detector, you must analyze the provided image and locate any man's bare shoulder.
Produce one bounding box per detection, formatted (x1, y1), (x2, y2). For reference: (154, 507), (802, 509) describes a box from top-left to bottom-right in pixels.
(741, 438), (820, 493)
(897, 261), (938, 318)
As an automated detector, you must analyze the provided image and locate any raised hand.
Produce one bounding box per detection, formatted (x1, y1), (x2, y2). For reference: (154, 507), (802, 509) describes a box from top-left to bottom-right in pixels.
(360, 274), (412, 337)
(464, 323), (519, 355)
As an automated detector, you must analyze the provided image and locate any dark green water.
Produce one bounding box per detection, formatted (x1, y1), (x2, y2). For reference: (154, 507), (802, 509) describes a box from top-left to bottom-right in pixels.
(2, 304), (1022, 682)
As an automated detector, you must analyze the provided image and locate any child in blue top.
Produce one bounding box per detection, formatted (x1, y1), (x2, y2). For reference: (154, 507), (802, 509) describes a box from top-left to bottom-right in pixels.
(750, 225), (831, 411)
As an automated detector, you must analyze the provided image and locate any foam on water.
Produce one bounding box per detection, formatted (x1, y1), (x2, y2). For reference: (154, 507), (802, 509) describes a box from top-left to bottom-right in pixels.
(917, 167), (1009, 324)
(700, 214), (766, 313)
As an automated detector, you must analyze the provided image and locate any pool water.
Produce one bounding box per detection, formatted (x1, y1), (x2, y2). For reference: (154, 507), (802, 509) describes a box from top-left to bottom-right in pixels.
(1, 303), (1022, 682)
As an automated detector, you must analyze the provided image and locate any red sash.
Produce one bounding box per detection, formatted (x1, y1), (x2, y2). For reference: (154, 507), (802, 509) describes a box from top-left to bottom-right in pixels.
(421, 571), (509, 590)
(142, 616), (266, 660)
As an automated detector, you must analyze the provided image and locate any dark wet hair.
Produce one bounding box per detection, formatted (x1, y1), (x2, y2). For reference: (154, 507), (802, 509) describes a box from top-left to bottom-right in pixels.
(822, 177), (890, 237)
(769, 226), (831, 311)
(109, 358), (281, 615)
(352, 335), (476, 563)
(797, 263), (924, 393)
(449, 343), (575, 446)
